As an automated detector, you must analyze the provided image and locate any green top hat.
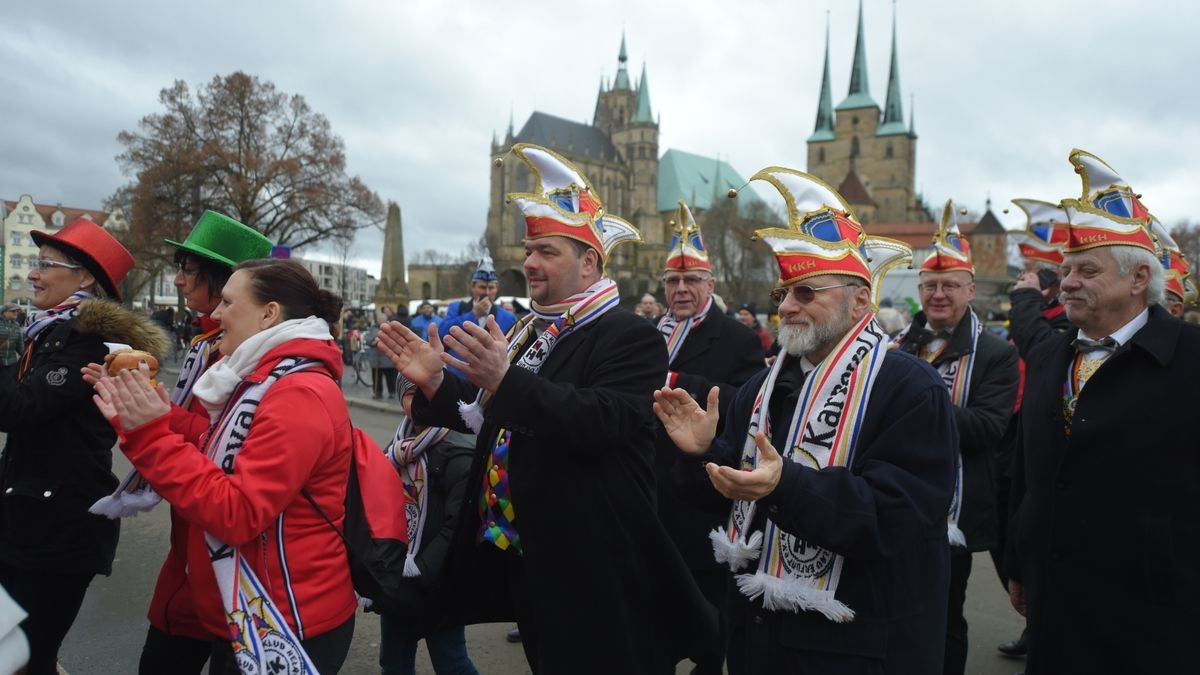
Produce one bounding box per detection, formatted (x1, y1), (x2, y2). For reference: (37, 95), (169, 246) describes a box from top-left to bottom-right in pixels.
(165, 211), (273, 267)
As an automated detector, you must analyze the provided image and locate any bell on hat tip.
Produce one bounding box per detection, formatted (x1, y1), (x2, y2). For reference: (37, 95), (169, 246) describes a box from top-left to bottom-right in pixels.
(727, 188), (739, 199)
(668, 220), (675, 226)
(504, 197), (512, 204)
(1002, 208), (1009, 214)
(493, 157), (504, 167)
(750, 235), (759, 242)
(1136, 193), (1142, 199)
(959, 207), (968, 215)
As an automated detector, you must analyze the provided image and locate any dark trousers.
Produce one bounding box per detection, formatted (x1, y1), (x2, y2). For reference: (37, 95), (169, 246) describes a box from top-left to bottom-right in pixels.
(378, 615), (478, 675)
(208, 614), (355, 675)
(139, 624), (211, 674)
(690, 568), (728, 675)
(373, 367), (398, 398)
(943, 550), (973, 675)
(0, 562), (95, 675)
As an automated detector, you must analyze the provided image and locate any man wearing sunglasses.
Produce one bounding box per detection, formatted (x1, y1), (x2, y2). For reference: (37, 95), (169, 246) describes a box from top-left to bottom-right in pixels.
(655, 167), (957, 675)
(893, 202), (1018, 675)
(654, 202), (764, 674)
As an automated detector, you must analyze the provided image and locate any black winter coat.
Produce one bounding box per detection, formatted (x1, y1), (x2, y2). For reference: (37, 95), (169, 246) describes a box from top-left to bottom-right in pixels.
(414, 307), (719, 673)
(710, 349), (957, 674)
(1008, 288), (1073, 360)
(0, 300), (168, 575)
(655, 304), (764, 570)
(897, 310), (1019, 551)
(1007, 306), (1200, 674)
(378, 430), (475, 631)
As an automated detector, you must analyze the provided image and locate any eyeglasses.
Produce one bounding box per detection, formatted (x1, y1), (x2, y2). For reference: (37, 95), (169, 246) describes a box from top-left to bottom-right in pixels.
(661, 274), (712, 287)
(769, 283), (856, 306)
(918, 281), (966, 294)
(34, 259), (83, 271)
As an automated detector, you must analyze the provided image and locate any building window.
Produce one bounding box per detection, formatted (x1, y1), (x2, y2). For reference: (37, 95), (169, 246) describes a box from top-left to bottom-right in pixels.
(52, 212), (64, 227)
(9, 232), (21, 246)
(886, 143), (894, 159)
(8, 276), (20, 291)
(850, 136), (860, 159)
(9, 255), (21, 269)
(422, 282), (432, 298)
(818, 148), (826, 163)
(26, 255), (36, 268)
(852, 116), (859, 127)
(17, 213), (32, 225)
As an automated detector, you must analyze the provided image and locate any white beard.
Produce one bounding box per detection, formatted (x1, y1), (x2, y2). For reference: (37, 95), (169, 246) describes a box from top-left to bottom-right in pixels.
(778, 304), (855, 358)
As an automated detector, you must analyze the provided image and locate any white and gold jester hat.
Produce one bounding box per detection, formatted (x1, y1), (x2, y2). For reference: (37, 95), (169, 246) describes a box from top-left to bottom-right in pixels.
(501, 143), (640, 261)
(734, 166), (911, 307)
(1148, 217), (1198, 303)
(921, 200), (974, 274)
(665, 200), (711, 272)
(1011, 198), (1069, 266)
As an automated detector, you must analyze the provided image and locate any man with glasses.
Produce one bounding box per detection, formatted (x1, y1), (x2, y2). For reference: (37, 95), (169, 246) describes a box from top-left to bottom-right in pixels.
(655, 168), (956, 674)
(894, 201), (1018, 675)
(653, 201), (763, 674)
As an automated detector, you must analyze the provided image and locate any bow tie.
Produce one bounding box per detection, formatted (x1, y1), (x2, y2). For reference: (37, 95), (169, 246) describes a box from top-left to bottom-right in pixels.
(1072, 336), (1118, 354)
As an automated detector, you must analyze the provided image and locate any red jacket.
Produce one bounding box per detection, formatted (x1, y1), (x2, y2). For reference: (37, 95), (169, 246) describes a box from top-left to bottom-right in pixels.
(147, 317), (224, 639)
(123, 337), (356, 640)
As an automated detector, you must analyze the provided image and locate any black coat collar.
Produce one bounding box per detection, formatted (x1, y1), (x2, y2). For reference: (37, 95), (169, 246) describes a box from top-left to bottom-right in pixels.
(900, 310), (978, 365)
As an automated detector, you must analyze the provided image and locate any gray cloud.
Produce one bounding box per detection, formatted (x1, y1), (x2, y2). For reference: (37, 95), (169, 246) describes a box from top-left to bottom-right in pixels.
(3, 0), (1195, 277)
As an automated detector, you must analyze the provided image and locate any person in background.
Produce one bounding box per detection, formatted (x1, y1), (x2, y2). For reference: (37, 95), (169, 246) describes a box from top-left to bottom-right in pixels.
(439, 254), (516, 334)
(637, 293), (661, 321)
(0, 304), (24, 372)
(377, 376), (479, 675)
(365, 320), (398, 400)
(91, 259), (358, 674)
(410, 301), (438, 340)
(735, 302), (772, 352)
(0, 218), (166, 675)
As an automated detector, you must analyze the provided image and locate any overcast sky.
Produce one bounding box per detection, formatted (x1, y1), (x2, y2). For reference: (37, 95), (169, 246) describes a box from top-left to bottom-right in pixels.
(3, 0), (1195, 276)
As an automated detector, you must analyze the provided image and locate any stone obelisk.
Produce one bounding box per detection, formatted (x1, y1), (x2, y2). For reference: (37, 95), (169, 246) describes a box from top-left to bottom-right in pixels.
(374, 201), (410, 309)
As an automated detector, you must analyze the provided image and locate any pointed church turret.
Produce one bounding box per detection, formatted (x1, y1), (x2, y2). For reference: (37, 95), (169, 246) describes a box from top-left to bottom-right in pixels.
(505, 107), (514, 143)
(837, 0), (878, 111)
(877, 2), (908, 136)
(374, 201), (409, 308)
(613, 32), (632, 90)
(808, 15), (836, 142)
(593, 76), (606, 124)
(632, 63), (653, 123)
(909, 93), (917, 135)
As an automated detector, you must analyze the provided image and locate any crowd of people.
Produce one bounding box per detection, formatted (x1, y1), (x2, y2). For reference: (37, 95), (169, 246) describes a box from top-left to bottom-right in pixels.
(0, 143), (1195, 675)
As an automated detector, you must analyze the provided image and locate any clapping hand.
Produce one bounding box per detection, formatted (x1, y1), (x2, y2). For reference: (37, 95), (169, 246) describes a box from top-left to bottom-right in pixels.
(653, 386), (720, 453)
(376, 321), (446, 399)
(704, 432), (784, 501)
(440, 316), (510, 393)
(93, 364), (170, 431)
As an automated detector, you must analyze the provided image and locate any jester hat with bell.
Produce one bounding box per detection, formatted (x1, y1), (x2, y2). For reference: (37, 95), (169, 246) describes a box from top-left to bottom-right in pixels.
(1010, 198), (1069, 266)
(665, 200), (711, 272)
(502, 143), (641, 261)
(735, 167), (911, 308)
(1063, 149), (1156, 254)
(921, 200), (974, 275)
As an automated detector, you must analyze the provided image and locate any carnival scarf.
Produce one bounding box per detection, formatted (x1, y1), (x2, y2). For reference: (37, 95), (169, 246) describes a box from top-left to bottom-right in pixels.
(384, 418), (450, 578)
(21, 291), (90, 344)
(656, 296), (713, 367)
(896, 311), (981, 547)
(457, 277), (620, 553)
(205, 356), (320, 675)
(92, 327), (225, 519)
(712, 313), (888, 623)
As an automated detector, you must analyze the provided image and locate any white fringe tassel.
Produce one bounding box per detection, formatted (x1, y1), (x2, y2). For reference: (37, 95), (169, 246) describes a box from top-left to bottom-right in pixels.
(735, 571), (856, 623)
(402, 552), (422, 578)
(458, 400), (484, 434)
(89, 490), (163, 519)
(947, 523), (967, 548)
(710, 528), (763, 571)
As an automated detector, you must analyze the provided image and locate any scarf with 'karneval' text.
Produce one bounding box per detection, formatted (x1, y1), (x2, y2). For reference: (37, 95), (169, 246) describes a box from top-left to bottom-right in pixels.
(712, 313), (888, 623)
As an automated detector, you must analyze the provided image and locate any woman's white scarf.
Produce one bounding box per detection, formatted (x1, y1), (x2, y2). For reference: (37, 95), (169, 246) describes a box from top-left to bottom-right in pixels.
(712, 313), (888, 623)
(895, 310), (981, 547)
(205, 355), (321, 674)
(92, 327), (225, 519)
(193, 317), (333, 422)
(384, 418), (450, 578)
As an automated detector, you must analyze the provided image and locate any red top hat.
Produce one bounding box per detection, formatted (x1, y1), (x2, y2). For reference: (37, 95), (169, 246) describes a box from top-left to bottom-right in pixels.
(31, 218), (134, 300)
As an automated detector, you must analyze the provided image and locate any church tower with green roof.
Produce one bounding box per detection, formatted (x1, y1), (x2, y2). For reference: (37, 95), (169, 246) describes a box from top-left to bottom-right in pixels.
(806, 0), (927, 224)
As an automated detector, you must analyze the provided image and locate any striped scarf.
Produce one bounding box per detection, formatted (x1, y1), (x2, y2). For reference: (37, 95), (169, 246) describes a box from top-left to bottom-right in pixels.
(656, 296), (712, 367)
(713, 313), (888, 623)
(384, 418), (450, 578)
(457, 277), (620, 554)
(91, 327), (224, 519)
(896, 311), (981, 547)
(206, 357), (320, 674)
(20, 291), (90, 347)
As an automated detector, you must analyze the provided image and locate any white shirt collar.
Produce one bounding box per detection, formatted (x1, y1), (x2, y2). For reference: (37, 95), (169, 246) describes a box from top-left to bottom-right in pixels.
(1074, 307), (1149, 348)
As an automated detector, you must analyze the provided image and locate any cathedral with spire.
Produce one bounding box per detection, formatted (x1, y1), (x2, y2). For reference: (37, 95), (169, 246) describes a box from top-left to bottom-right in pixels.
(807, 0), (930, 225)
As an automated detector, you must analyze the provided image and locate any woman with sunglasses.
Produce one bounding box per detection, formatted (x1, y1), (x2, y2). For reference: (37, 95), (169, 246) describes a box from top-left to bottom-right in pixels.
(0, 218), (168, 674)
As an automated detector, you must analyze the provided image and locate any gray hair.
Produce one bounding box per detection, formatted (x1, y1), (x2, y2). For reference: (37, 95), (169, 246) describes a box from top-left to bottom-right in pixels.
(1108, 245), (1165, 306)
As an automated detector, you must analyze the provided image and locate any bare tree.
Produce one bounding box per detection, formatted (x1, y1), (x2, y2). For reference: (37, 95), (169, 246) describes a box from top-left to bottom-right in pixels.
(109, 71), (385, 296)
(703, 199), (781, 308)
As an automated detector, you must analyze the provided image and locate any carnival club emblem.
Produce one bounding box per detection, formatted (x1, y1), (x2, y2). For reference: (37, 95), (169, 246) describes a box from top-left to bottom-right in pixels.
(228, 601), (307, 675)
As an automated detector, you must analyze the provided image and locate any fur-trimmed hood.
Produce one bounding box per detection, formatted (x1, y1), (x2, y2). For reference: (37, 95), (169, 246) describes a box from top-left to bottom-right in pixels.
(73, 299), (172, 361)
